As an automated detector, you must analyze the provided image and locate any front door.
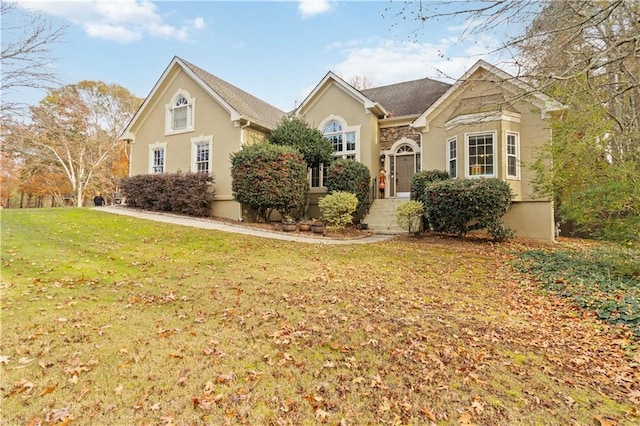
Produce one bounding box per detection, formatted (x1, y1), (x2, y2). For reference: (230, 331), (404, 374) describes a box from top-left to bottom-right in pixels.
(395, 155), (413, 197)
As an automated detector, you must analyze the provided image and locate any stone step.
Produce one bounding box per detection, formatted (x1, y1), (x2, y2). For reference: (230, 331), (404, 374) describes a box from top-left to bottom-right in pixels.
(362, 198), (410, 234)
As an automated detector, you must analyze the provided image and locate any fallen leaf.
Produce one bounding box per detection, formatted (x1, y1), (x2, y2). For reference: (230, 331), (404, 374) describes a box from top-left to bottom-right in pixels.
(150, 402), (161, 411)
(38, 383), (58, 397)
(76, 387), (89, 401)
(315, 408), (329, 422)
(458, 413), (476, 425)
(471, 400), (484, 414)
(593, 415), (617, 426)
(421, 406), (437, 421)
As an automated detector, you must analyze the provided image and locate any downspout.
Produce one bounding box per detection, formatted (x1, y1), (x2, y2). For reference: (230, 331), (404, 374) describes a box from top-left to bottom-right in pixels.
(238, 121), (251, 222)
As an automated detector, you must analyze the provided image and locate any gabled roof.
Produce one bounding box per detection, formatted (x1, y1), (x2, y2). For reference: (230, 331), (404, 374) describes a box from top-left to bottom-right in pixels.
(448, 93), (519, 119)
(412, 60), (565, 129)
(296, 71), (389, 118)
(180, 58), (285, 129)
(362, 77), (451, 118)
(122, 56), (285, 138)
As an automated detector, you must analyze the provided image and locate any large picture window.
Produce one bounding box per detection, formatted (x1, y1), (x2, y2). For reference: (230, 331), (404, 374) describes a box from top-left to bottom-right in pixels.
(466, 132), (496, 177)
(323, 120), (356, 160)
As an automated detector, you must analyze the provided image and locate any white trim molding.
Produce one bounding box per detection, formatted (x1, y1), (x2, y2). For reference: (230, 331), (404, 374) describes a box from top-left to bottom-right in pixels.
(445, 110), (521, 130)
(165, 88), (196, 136)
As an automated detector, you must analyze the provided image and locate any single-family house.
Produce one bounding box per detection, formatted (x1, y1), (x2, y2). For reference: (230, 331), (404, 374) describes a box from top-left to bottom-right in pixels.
(123, 56), (564, 241)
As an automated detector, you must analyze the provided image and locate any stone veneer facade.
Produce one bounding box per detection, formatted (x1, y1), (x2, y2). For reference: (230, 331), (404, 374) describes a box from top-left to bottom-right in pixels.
(379, 125), (421, 151)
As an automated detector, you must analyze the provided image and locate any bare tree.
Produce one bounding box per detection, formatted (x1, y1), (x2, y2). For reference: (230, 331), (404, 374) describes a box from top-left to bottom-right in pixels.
(1, 1), (67, 120)
(347, 74), (377, 90)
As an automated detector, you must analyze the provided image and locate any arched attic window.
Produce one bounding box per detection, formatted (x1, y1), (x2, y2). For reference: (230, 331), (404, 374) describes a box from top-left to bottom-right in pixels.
(165, 90), (195, 135)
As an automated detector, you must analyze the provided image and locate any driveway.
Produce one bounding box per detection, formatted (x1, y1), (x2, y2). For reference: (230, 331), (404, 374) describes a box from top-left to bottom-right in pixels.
(98, 206), (396, 245)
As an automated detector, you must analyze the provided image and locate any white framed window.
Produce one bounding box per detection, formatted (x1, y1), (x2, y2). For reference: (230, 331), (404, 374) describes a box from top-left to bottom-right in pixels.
(310, 163), (328, 188)
(191, 135), (213, 174)
(148, 142), (167, 174)
(446, 137), (457, 178)
(165, 90), (195, 135)
(322, 119), (357, 160)
(465, 131), (496, 178)
(506, 132), (520, 179)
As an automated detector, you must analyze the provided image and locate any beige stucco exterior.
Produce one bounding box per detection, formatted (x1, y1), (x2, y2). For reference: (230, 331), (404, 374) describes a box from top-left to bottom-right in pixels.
(415, 65), (562, 241)
(125, 57), (562, 242)
(125, 59), (273, 220)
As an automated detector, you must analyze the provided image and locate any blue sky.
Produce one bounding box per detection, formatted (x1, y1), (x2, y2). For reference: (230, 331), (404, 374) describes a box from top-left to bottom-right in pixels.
(6, 0), (513, 112)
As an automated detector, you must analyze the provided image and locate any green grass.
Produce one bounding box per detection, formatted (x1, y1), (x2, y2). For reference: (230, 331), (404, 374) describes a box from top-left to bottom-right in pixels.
(1, 208), (638, 425)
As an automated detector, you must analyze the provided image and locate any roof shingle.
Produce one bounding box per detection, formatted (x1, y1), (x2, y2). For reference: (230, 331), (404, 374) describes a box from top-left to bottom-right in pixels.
(180, 58), (286, 129)
(362, 77), (451, 117)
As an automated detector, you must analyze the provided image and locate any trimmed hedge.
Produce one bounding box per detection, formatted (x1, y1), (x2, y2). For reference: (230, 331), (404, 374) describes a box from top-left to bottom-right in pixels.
(326, 159), (371, 208)
(230, 141), (308, 222)
(410, 169), (451, 201)
(318, 191), (359, 230)
(119, 172), (214, 217)
(422, 178), (514, 241)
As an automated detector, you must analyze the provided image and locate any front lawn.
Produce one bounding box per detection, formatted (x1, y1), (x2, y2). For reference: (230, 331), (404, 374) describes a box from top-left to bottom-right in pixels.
(1, 208), (638, 425)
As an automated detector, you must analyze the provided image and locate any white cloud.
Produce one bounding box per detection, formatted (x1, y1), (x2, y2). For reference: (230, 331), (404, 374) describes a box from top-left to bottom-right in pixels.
(13, 0), (205, 44)
(84, 22), (142, 43)
(193, 17), (206, 30)
(328, 36), (509, 87)
(298, 0), (333, 19)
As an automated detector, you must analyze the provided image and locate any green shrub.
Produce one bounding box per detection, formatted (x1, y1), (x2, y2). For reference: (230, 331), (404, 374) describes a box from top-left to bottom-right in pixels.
(318, 191), (358, 230)
(119, 172), (214, 217)
(230, 141), (308, 222)
(512, 245), (640, 337)
(411, 169), (450, 201)
(326, 159), (371, 208)
(422, 178), (513, 241)
(268, 115), (334, 168)
(395, 200), (424, 236)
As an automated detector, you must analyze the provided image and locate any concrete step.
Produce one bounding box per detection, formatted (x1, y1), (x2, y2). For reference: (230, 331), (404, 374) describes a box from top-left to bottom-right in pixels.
(362, 198), (411, 234)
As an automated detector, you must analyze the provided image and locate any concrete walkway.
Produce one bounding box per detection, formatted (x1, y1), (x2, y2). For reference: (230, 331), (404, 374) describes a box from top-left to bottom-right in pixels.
(98, 206), (396, 245)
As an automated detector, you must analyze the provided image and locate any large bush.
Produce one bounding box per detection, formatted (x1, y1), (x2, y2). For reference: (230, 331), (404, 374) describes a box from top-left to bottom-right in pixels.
(268, 115), (334, 168)
(326, 159), (371, 208)
(422, 178), (514, 241)
(411, 169), (451, 201)
(230, 141), (308, 222)
(318, 191), (358, 230)
(119, 172), (214, 217)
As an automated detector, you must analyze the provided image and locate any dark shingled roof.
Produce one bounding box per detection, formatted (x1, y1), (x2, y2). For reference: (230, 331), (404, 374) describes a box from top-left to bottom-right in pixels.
(361, 77), (451, 117)
(180, 58), (286, 129)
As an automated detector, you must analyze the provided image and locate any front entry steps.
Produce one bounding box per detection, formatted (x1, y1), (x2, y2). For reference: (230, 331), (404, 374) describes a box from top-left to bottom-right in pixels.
(363, 198), (408, 234)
